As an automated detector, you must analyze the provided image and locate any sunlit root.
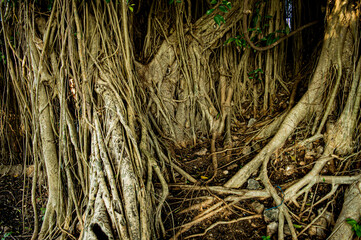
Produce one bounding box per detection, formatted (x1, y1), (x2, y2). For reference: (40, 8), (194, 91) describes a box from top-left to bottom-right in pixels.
(329, 181), (361, 240)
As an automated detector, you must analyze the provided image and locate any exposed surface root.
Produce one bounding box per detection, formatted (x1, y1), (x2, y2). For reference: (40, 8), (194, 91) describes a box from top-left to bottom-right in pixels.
(329, 181), (361, 240)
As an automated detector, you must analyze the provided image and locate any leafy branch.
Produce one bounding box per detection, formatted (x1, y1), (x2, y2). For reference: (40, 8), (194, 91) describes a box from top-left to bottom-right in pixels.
(224, 0), (290, 50)
(206, 0), (232, 26)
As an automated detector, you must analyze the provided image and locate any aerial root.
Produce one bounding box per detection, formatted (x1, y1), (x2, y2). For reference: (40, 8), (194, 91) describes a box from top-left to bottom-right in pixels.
(169, 170), (361, 239)
(169, 142), (361, 239)
(208, 132), (219, 183)
(260, 154), (298, 240)
(297, 201), (332, 237)
(184, 214), (262, 239)
(39, 204), (57, 239)
(170, 196), (243, 239)
(170, 161), (198, 183)
(177, 198), (215, 214)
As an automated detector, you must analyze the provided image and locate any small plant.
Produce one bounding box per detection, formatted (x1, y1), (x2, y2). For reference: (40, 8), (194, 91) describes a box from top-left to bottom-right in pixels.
(40, 207), (46, 221)
(261, 236), (271, 240)
(248, 68), (264, 82)
(0, 52), (6, 64)
(1, 232), (13, 240)
(224, 34), (247, 48)
(346, 218), (361, 237)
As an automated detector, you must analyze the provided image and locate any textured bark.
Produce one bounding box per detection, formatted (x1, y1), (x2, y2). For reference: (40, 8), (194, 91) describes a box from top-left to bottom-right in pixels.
(1, 0), (361, 239)
(329, 181), (361, 240)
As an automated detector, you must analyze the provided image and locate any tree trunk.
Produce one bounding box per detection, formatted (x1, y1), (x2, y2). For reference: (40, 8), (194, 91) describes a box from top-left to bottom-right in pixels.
(1, 0), (361, 239)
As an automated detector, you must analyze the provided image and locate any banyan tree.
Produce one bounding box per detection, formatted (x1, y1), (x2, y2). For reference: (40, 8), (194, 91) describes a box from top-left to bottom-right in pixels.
(0, 0), (360, 239)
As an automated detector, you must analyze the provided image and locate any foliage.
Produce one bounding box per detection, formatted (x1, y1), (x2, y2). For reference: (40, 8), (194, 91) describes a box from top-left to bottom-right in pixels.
(224, 34), (247, 48)
(1, 232), (13, 240)
(0, 52), (6, 64)
(248, 68), (264, 81)
(169, 0), (231, 26)
(127, 0), (135, 12)
(104, 0), (135, 11)
(169, 0), (182, 4)
(261, 236), (271, 240)
(224, 0), (290, 49)
(346, 218), (361, 237)
(206, 0), (232, 26)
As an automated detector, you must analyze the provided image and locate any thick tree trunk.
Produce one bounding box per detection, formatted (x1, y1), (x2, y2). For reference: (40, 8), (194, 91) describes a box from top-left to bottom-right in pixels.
(1, 0), (361, 239)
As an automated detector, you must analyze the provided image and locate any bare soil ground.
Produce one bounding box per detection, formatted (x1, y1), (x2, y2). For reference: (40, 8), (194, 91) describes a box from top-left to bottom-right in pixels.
(0, 132), (352, 240)
(163, 121), (349, 240)
(0, 175), (44, 240)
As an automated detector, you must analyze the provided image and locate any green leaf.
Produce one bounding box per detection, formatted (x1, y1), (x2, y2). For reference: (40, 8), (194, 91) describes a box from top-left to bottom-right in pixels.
(106, 0), (110, 3)
(214, 15), (221, 26)
(346, 218), (358, 226)
(214, 14), (225, 26)
(219, 5), (228, 13)
(176, 0), (182, 3)
(241, 39), (247, 47)
(265, 15), (273, 19)
(210, 0), (217, 4)
(40, 207), (46, 214)
(206, 9), (215, 15)
(293, 224), (302, 229)
(4, 232), (13, 237)
(128, 4), (135, 12)
(235, 39), (242, 47)
(356, 231), (361, 237)
(354, 224), (360, 232)
(222, 0), (232, 9)
(169, 0), (174, 4)
(224, 37), (235, 45)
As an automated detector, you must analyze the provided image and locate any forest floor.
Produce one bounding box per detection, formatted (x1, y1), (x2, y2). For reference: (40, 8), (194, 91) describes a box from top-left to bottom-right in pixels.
(164, 126), (348, 239)
(0, 175), (45, 240)
(0, 133), (352, 240)
(0, 116), (356, 240)
(0, 123), (352, 240)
